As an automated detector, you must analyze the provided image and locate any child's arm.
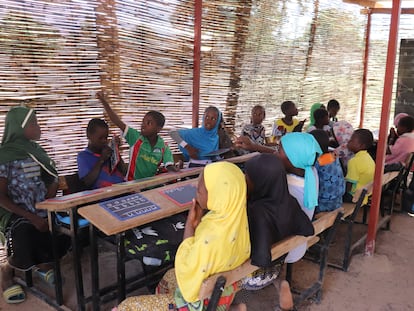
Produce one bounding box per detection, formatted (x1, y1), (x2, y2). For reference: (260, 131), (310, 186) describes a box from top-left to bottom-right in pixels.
(170, 130), (199, 159)
(78, 146), (112, 189)
(0, 177), (49, 232)
(293, 119), (306, 132)
(97, 91), (126, 132)
(163, 144), (181, 172)
(235, 135), (275, 153)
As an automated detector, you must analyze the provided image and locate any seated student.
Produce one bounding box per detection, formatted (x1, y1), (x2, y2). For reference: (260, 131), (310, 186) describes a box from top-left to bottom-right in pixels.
(115, 162), (250, 311)
(97, 91), (178, 180)
(343, 129), (375, 203)
(0, 107), (70, 304)
(332, 120), (354, 172)
(169, 106), (226, 164)
(241, 105), (266, 145)
(327, 99), (340, 125)
(276, 133), (322, 263)
(310, 130), (345, 213)
(307, 108), (330, 133)
(306, 102), (325, 131)
(274, 101), (306, 134)
(235, 133), (322, 263)
(77, 118), (127, 189)
(240, 154), (314, 290)
(385, 115), (414, 166)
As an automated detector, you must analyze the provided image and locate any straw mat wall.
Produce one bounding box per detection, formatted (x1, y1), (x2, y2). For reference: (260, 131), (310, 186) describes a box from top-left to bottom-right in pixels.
(0, 0), (412, 174)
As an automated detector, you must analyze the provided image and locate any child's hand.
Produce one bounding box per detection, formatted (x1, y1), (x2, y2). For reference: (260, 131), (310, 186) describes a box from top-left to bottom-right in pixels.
(293, 119), (306, 132)
(112, 135), (122, 147)
(235, 136), (255, 151)
(99, 145), (112, 164)
(187, 199), (204, 229)
(96, 90), (109, 105)
(185, 145), (199, 159)
(166, 161), (183, 172)
(28, 214), (49, 232)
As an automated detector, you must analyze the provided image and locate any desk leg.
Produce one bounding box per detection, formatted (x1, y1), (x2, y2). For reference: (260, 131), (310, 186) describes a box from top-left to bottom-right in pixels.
(116, 232), (126, 303)
(90, 224), (100, 311)
(49, 212), (63, 305)
(69, 209), (86, 311)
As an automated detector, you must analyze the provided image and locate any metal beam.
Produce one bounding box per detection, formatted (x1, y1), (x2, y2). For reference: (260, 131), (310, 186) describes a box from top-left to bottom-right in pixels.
(361, 7), (414, 13)
(343, 0), (384, 8)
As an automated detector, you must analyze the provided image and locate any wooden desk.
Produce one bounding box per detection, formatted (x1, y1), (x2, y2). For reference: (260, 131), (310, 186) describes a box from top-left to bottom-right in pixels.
(36, 167), (203, 212)
(78, 179), (198, 309)
(78, 178), (197, 236)
(35, 168), (201, 311)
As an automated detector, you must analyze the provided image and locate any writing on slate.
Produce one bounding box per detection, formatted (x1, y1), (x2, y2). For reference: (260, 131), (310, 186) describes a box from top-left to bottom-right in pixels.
(99, 193), (160, 221)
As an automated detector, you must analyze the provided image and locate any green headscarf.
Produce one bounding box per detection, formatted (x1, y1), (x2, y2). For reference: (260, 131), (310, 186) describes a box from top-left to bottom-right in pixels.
(0, 107), (58, 232)
(0, 106), (57, 178)
(309, 103), (323, 126)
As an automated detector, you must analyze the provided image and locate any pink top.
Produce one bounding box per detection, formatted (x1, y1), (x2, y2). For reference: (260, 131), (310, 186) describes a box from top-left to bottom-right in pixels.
(385, 132), (414, 165)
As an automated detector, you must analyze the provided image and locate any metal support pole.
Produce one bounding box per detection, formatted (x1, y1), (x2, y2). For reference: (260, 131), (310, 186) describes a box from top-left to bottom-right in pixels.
(359, 10), (372, 129)
(365, 0), (402, 256)
(192, 0), (202, 128)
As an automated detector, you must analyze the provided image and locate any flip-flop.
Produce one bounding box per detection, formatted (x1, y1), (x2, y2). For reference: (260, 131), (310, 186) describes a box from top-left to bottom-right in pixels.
(34, 269), (55, 286)
(3, 284), (25, 304)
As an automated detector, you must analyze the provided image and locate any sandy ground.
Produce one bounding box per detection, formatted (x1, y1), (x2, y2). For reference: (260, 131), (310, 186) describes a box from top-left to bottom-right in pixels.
(1, 211), (413, 311)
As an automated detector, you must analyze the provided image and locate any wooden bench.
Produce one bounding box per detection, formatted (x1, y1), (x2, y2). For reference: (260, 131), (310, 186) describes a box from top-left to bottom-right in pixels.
(313, 171), (400, 272)
(199, 209), (343, 309)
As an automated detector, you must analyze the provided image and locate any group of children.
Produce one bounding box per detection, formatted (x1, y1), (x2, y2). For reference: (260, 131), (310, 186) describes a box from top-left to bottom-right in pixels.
(1, 95), (413, 309)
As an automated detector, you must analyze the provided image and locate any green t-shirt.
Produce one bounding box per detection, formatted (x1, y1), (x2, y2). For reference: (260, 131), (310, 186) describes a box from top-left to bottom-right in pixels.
(123, 126), (174, 180)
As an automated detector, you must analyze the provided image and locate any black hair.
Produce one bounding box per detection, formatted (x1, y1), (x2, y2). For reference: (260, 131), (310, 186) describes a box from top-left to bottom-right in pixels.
(354, 128), (373, 149)
(309, 129), (329, 153)
(327, 99), (340, 110)
(281, 101), (295, 114)
(399, 115), (414, 132)
(313, 108), (328, 122)
(87, 118), (108, 135)
(146, 110), (165, 128)
(252, 105), (265, 113)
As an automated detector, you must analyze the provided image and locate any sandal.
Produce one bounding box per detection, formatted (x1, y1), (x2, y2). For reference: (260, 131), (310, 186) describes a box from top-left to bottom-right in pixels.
(3, 284), (25, 304)
(34, 269), (55, 286)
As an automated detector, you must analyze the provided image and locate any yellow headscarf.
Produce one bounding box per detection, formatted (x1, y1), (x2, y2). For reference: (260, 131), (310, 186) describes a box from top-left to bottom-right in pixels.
(175, 162), (250, 302)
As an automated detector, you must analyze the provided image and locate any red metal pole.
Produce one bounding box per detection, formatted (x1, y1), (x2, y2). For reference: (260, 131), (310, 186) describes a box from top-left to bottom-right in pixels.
(365, 0), (401, 256)
(192, 0), (202, 128)
(359, 10), (372, 129)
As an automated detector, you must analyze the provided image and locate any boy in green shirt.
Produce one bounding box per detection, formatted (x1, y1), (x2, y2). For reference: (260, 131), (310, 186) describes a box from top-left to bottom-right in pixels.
(97, 91), (179, 180)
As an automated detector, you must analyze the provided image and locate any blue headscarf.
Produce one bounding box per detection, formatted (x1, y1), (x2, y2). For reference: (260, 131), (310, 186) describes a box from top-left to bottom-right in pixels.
(178, 107), (222, 160)
(281, 133), (322, 209)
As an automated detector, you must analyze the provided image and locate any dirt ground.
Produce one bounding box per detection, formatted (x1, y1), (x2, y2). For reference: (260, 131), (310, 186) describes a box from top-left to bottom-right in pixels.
(1, 211), (413, 311)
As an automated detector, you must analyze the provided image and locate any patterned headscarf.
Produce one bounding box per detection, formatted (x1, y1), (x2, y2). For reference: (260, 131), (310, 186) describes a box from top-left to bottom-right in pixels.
(332, 121), (354, 168)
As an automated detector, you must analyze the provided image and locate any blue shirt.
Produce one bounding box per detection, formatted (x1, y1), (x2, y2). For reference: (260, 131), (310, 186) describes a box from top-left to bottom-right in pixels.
(77, 148), (125, 189)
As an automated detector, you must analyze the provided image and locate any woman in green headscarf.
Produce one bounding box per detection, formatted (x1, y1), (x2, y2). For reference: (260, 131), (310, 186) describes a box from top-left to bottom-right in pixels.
(0, 106), (69, 304)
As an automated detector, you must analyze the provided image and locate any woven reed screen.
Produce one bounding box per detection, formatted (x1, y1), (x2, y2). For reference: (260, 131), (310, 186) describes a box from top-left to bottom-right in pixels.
(364, 14), (414, 129)
(0, 0), (412, 175)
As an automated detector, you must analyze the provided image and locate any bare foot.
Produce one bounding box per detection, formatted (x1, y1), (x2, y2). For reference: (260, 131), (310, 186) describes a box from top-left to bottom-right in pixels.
(229, 303), (247, 311)
(1, 263), (14, 290)
(279, 280), (294, 311)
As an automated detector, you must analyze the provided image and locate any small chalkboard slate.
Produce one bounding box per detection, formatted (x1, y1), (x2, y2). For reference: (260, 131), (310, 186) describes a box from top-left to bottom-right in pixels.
(160, 184), (197, 207)
(99, 193), (160, 221)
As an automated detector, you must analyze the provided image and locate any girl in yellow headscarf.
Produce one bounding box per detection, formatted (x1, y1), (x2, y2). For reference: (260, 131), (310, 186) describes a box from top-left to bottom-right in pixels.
(117, 161), (250, 311)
